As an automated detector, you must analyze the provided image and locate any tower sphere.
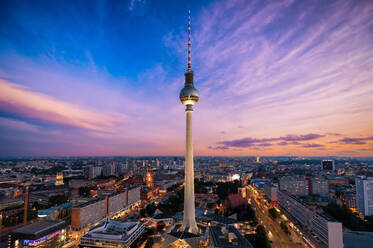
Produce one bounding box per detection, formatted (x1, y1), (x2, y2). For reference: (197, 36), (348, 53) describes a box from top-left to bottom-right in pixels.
(180, 86), (199, 106)
(180, 70), (199, 106)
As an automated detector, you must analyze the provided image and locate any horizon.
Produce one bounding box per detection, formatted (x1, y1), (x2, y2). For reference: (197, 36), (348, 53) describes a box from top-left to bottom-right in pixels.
(1, 0), (373, 157)
(1, 155), (373, 160)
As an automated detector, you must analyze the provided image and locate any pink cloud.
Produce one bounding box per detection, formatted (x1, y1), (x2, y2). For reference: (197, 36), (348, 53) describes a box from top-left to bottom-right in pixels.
(0, 79), (129, 132)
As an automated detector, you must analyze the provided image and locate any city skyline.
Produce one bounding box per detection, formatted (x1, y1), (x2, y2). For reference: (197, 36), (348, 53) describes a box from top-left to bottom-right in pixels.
(1, 0), (373, 157)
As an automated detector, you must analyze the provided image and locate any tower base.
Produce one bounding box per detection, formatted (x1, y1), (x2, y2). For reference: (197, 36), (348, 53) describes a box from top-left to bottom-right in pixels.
(180, 222), (199, 235)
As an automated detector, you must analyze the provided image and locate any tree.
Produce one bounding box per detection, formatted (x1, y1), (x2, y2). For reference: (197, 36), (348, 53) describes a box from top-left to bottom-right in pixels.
(157, 221), (166, 231)
(140, 209), (146, 217)
(268, 207), (278, 219)
(215, 181), (240, 200)
(246, 225), (270, 248)
(255, 225), (271, 248)
(78, 186), (91, 197)
(158, 190), (184, 214)
(146, 203), (157, 216)
(280, 221), (290, 235)
(144, 239), (154, 248)
(48, 194), (68, 207)
(237, 204), (256, 221)
(323, 203), (373, 231)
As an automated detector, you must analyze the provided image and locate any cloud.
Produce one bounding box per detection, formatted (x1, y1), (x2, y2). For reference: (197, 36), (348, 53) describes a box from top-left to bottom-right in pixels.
(1, 0), (373, 156)
(277, 141), (288, 146)
(208, 145), (229, 150)
(326, 132), (342, 136)
(217, 133), (323, 148)
(301, 143), (324, 148)
(257, 143), (273, 147)
(336, 136), (373, 145)
(128, 0), (146, 12)
(336, 150), (358, 155)
(280, 134), (324, 142)
(0, 79), (129, 132)
(358, 148), (373, 151)
(189, 0), (373, 156)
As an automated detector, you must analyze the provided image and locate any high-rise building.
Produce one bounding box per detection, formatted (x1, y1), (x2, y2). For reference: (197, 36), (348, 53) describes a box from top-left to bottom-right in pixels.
(355, 176), (373, 216)
(103, 163), (115, 177)
(179, 7), (199, 235)
(322, 160), (335, 171)
(346, 191), (356, 210)
(264, 183), (278, 202)
(311, 178), (329, 196)
(88, 166), (102, 179)
(279, 176), (308, 196)
(55, 172), (64, 186)
(278, 190), (343, 247)
(146, 170), (154, 189)
(115, 162), (125, 175)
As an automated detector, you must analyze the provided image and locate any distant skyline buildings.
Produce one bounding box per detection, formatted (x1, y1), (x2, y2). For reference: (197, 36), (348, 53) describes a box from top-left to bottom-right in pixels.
(0, 0), (373, 157)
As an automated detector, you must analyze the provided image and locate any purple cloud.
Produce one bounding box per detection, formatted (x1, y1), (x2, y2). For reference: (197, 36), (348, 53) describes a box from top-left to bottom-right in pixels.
(337, 136), (373, 145)
(358, 148), (373, 151)
(257, 143), (273, 147)
(217, 133), (323, 148)
(280, 134), (324, 141)
(208, 145), (229, 150)
(326, 132), (342, 136)
(302, 143), (325, 148)
(277, 141), (288, 146)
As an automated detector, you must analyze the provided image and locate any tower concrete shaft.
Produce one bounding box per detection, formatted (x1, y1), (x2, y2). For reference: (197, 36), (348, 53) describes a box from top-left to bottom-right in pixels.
(181, 106), (198, 234)
(179, 8), (199, 234)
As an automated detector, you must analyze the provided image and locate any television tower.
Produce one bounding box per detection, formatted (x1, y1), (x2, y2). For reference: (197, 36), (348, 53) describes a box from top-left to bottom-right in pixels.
(179, 7), (199, 234)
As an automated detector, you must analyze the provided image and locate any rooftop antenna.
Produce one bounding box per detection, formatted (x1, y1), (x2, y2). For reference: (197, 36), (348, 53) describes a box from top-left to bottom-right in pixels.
(187, 7), (191, 71)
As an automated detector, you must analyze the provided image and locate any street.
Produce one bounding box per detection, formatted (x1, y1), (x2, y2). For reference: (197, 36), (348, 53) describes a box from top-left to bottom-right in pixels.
(247, 186), (308, 248)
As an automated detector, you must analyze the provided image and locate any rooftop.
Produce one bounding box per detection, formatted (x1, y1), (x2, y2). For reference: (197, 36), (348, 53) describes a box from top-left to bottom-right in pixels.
(82, 220), (143, 242)
(10, 220), (66, 239)
(209, 225), (253, 248)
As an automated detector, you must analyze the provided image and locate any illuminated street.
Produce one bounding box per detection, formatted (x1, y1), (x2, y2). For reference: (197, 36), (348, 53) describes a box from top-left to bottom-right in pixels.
(247, 185), (307, 248)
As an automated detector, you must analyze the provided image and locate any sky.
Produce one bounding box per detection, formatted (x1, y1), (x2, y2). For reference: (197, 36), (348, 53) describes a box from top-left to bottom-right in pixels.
(0, 0), (373, 157)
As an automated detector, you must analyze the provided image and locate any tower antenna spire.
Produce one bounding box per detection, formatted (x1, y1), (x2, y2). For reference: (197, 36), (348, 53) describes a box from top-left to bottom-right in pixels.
(188, 7), (191, 71)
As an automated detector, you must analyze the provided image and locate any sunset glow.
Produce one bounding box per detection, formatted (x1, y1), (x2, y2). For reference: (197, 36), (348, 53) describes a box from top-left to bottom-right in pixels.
(0, 0), (372, 156)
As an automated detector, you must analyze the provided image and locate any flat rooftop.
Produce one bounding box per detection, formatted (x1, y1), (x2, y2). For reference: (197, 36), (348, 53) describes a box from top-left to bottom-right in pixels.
(10, 220), (66, 239)
(209, 225), (253, 248)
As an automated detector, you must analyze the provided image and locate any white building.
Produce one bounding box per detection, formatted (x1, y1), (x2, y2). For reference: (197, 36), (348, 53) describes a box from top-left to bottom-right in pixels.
(264, 183), (278, 202)
(89, 166), (102, 179)
(279, 176), (308, 196)
(103, 163), (115, 177)
(355, 176), (373, 216)
(278, 190), (343, 247)
(80, 220), (144, 248)
(71, 187), (141, 231)
(311, 178), (329, 196)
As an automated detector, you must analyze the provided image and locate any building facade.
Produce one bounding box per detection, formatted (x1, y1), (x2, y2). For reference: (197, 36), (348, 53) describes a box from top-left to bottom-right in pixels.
(322, 160), (335, 171)
(71, 187), (141, 231)
(80, 220), (144, 248)
(311, 179), (329, 196)
(355, 176), (373, 216)
(264, 183), (278, 202)
(8, 220), (67, 248)
(278, 190), (343, 247)
(279, 176), (308, 196)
